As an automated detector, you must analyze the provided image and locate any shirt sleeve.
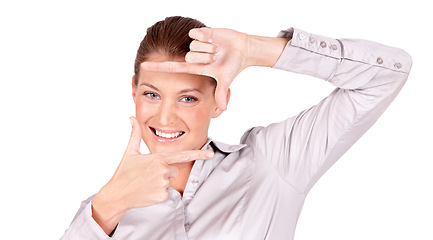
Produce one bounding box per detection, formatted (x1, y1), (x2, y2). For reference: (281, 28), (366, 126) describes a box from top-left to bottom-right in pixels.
(60, 195), (113, 240)
(241, 27), (412, 194)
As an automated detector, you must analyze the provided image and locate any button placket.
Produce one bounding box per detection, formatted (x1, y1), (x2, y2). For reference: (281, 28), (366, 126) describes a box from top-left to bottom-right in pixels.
(191, 178), (199, 185)
(181, 159), (204, 206)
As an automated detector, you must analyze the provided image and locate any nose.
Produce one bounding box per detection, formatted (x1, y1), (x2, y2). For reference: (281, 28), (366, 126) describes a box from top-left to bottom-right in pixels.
(157, 101), (178, 126)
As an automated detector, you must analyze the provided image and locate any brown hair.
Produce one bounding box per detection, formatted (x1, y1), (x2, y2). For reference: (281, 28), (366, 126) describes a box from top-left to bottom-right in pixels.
(133, 16), (207, 86)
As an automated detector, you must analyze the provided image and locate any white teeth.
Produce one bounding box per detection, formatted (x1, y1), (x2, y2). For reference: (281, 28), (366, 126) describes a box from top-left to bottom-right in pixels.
(155, 129), (183, 139)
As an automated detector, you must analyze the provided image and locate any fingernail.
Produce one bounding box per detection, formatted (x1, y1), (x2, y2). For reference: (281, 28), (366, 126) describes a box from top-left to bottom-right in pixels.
(207, 152), (215, 158)
(130, 117), (134, 127)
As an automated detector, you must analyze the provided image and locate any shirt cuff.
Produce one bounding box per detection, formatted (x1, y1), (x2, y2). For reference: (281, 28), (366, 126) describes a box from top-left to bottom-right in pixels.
(63, 201), (113, 239)
(273, 27), (412, 81)
(272, 28), (341, 81)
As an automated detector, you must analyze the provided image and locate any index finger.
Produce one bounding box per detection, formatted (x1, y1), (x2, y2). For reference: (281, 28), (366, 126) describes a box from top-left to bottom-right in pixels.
(140, 61), (201, 75)
(140, 62), (215, 79)
(161, 150), (215, 164)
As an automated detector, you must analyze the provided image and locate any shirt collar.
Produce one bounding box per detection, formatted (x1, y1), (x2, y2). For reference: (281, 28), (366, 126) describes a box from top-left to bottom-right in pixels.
(202, 138), (247, 153)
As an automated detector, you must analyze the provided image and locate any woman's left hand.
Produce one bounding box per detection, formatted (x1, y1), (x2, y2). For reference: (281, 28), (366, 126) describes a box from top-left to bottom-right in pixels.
(140, 27), (251, 110)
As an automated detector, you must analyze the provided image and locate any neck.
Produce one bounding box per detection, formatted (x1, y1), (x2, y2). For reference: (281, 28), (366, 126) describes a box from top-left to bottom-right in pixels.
(170, 161), (195, 196)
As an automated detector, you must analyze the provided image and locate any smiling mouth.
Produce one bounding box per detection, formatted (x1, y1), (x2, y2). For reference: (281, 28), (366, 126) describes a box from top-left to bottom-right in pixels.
(150, 127), (185, 139)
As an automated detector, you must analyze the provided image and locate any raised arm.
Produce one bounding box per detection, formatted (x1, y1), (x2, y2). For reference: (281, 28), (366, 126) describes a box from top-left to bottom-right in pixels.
(142, 27), (412, 194)
(242, 28), (412, 193)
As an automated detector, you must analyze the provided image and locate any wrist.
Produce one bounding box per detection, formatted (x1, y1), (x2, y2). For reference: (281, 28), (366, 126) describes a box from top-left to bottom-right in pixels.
(92, 187), (127, 235)
(246, 34), (290, 68)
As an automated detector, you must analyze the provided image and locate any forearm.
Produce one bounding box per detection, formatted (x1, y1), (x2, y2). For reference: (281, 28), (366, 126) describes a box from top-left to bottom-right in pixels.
(251, 27), (412, 193)
(246, 34), (290, 68)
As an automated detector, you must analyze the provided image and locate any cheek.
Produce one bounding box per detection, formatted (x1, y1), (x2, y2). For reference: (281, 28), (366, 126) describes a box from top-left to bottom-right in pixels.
(135, 100), (152, 122)
(183, 106), (213, 131)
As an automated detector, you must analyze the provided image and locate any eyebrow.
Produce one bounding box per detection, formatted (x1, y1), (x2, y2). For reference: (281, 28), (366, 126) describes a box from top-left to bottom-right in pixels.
(139, 82), (203, 94)
(179, 88), (203, 94)
(139, 82), (160, 91)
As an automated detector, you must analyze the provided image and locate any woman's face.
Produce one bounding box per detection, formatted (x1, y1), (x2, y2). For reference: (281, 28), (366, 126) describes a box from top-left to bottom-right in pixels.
(132, 54), (224, 153)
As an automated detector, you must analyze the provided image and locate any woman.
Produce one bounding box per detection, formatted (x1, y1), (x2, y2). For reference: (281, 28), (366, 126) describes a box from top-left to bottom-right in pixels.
(61, 16), (412, 239)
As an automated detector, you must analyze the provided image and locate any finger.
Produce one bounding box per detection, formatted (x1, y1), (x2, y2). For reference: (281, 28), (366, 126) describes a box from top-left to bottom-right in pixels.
(166, 166), (179, 179)
(141, 61), (190, 73)
(163, 150), (215, 164)
(190, 40), (218, 53)
(162, 179), (171, 190)
(126, 116), (142, 155)
(141, 62), (212, 77)
(185, 52), (216, 64)
(189, 27), (214, 43)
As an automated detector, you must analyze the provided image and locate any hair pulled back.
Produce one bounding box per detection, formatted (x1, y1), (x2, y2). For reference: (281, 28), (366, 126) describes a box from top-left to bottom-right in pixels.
(133, 16), (207, 85)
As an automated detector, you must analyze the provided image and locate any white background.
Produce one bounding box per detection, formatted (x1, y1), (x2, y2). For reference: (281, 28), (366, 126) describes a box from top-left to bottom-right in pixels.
(1, 0), (432, 239)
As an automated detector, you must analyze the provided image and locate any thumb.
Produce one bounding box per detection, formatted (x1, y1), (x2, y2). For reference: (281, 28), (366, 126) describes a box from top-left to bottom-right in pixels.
(126, 116), (142, 155)
(214, 83), (229, 111)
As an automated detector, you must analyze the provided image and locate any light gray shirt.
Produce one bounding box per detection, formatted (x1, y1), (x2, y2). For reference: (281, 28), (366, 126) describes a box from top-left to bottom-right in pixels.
(61, 27), (412, 240)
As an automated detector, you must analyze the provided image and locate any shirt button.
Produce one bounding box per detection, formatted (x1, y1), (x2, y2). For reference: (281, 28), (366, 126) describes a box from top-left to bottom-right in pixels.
(298, 33), (306, 40)
(331, 44), (338, 51)
(192, 179), (199, 185)
(309, 37), (315, 43)
(394, 62), (402, 69)
(320, 41), (327, 48)
(376, 57), (384, 64)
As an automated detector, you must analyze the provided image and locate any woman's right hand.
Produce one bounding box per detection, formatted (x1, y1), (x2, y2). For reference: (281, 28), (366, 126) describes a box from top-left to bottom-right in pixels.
(91, 117), (214, 235)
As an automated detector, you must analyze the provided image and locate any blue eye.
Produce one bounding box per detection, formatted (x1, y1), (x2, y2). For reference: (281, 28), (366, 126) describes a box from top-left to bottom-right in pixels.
(144, 92), (160, 100)
(181, 96), (197, 103)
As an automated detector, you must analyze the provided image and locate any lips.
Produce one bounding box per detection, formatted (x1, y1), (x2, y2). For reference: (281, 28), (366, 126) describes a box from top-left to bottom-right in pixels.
(150, 127), (185, 140)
